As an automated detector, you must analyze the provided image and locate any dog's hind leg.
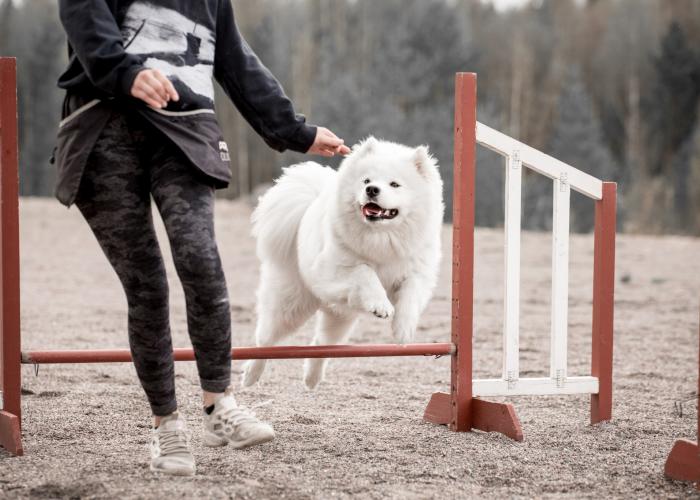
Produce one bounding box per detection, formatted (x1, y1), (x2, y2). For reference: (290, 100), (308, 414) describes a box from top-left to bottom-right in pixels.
(303, 309), (357, 390)
(242, 268), (317, 387)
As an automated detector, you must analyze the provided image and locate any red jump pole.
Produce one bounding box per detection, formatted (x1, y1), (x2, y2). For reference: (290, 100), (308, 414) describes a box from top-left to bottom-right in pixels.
(448, 71), (476, 432)
(0, 57), (23, 456)
(423, 73), (522, 441)
(22, 343), (455, 364)
(664, 312), (700, 486)
(591, 182), (616, 424)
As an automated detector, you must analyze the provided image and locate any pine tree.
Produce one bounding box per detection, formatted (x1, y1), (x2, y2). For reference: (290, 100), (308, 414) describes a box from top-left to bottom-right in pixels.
(529, 66), (618, 232)
(644, 21), (700, 177)
(689, 123), (700, 235)
(21, 1), (65, 196)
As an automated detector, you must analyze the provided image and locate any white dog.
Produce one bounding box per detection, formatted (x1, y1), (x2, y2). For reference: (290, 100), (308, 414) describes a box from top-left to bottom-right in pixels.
(242, 136), (444, 389)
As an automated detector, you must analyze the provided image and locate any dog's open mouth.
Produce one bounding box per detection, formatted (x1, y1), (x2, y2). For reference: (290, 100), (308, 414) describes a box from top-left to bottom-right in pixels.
(361, 203), (399, 221)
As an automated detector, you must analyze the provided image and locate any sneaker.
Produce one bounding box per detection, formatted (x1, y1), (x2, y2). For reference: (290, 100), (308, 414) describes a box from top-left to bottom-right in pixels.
(149, 412), (196, 476)
(202, 390), (275, 448)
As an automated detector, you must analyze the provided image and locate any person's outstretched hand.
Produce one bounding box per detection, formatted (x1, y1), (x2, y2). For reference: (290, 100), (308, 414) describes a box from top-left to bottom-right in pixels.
(130, 69), (179, 109)
(308, 127), (352, 157)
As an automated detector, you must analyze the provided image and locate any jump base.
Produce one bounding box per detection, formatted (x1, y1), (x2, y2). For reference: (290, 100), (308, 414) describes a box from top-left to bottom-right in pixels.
(0, 411), (22, 456)
(423, 392), (524, 441)
(665, 439), (700, 484)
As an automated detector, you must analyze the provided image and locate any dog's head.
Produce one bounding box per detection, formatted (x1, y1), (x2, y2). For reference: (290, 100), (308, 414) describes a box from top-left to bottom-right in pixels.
(336, 136), (442, 228)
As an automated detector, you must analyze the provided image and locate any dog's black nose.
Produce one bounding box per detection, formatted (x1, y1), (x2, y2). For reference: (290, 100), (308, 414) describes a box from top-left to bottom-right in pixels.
(366, 185), (380, 198)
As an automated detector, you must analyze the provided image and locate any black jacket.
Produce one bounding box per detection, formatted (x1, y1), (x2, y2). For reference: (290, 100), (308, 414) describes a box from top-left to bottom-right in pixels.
(54, 0), (316, 207)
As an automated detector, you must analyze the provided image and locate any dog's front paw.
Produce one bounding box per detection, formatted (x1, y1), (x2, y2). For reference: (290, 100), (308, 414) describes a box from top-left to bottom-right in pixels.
(363, 296), (394, 319)
(392, 316), (417, 344)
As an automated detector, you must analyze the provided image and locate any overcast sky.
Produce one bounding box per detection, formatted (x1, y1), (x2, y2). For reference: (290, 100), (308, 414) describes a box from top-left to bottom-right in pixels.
(482, 0), (535, 10)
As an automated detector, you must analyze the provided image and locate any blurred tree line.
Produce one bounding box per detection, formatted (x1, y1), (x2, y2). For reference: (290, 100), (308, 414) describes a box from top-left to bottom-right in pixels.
(1, 0), (699, 234)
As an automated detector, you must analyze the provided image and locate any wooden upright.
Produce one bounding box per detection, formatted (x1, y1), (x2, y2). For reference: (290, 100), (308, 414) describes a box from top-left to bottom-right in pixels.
(0, 57), (23, 456)
(422, 73), (523, 441)
(591, 182), (616, 424)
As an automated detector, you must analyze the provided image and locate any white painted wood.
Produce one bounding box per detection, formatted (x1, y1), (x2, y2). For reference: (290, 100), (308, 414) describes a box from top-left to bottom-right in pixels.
(550, 174), (570, 386)
(473, 376), (599, 397)
(475, 122), (603, 200)
(503, 151), (522, 387)
(472, 121), (605, 401)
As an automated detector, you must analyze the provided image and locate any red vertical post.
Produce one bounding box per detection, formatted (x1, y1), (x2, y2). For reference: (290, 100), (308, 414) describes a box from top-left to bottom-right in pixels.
(591, 182), (616, 424)
(0, 57), (23, 456)
(449, 73), (477, 432)
(663, 312), (700, 484)
(423, 72), (521, 441)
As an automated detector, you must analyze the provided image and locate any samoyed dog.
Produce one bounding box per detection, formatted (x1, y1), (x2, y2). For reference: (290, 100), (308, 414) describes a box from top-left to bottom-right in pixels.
(242, 136), (444, 389)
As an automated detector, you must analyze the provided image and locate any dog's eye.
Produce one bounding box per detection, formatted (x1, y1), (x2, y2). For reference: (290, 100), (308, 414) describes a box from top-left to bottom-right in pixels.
(363, 178), (370, 184)
(390, 181), (400, 188)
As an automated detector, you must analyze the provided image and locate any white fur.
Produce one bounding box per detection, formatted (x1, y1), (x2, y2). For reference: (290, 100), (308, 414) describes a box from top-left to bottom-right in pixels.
(243, 137), (444, 389)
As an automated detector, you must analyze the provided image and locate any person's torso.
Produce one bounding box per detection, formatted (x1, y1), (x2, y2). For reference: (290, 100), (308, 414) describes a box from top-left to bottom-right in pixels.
(63, 0), (220, 112)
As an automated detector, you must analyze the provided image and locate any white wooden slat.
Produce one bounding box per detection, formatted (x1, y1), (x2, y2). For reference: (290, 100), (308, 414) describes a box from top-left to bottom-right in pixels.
(503, 151), (522, 387)
(473, 376), (599, 397)
(550, 175), (570, 387)
(475, 122), (603, 200)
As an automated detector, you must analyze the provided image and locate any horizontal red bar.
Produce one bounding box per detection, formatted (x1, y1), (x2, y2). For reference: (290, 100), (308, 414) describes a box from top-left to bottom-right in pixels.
(21, 343), (455, 364)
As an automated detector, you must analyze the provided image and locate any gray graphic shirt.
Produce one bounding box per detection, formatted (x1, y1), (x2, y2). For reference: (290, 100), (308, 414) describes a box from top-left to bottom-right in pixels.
(120, 2), (218, 110)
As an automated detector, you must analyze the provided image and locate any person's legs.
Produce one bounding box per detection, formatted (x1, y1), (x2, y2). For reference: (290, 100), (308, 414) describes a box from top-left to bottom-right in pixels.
(147, 136), (232, 403)
(146, 132), (274, 449)
(74, 111), (177, 418)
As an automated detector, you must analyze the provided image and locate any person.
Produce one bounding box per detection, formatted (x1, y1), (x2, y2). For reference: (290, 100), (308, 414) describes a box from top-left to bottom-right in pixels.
(53, 0), (351, 476)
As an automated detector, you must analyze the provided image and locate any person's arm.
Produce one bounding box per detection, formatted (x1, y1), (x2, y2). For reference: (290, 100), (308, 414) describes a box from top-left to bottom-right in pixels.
(58, 0), (144, 96)
(214, 0), (320, 154)
(58, 0), (179, 107)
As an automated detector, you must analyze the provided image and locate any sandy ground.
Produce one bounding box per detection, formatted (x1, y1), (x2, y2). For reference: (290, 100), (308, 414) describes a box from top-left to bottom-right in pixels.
(1, 196), (699, 499)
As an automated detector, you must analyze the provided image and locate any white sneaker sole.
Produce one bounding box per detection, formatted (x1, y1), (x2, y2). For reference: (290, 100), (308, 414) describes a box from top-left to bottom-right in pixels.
(149, 462), (196, 476)
(202, 428), (275, 449)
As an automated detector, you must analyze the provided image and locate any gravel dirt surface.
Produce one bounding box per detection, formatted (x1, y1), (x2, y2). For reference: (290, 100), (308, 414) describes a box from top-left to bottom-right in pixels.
(2, 197), (699, 499)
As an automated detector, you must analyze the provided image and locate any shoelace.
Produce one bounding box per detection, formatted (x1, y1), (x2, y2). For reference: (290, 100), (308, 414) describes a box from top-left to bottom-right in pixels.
(218, 405), (262, 429)
(158, 428), (191, 456)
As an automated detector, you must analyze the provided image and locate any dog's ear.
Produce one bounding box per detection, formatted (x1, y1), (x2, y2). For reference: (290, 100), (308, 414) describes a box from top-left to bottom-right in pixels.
(414, 145), (435, 175)
(352, 136), (378, 156)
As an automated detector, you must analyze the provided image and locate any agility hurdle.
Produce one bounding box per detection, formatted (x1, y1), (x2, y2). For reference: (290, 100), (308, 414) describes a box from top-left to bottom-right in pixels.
(423, 73), (616, 435)
(664, 316), (700, 486)
(0, 61), (616, 456)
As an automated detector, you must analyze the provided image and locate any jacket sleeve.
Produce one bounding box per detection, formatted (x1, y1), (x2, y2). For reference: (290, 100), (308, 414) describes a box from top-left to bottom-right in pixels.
(58, 0), (145, 96)
(214, 0), (317, 153)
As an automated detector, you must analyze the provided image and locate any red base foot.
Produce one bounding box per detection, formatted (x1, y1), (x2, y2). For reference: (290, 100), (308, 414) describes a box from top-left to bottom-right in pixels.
(423, 392), (452, 425)
(423, 392), (523, 441)
(0, 410), (23, 456)
(665, 439), (700, 484)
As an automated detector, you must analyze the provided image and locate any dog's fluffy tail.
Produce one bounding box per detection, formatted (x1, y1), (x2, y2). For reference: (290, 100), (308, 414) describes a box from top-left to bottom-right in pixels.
(252, 161), (334, 263)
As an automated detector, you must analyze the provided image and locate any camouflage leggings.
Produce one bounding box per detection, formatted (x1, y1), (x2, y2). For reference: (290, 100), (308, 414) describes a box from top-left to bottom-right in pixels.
(74, 109), (231, 416)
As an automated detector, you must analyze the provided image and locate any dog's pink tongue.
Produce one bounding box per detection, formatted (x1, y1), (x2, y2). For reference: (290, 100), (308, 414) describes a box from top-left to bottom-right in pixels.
(362, 204), (382, 217)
